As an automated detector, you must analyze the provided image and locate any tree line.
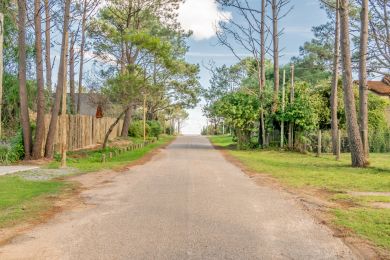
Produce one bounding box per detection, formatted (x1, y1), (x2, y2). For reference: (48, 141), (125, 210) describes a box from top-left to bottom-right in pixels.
(203, 0), (390, 167)
(0, 0), (200, 161)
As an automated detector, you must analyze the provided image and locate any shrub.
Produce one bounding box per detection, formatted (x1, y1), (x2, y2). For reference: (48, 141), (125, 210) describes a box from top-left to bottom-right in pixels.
(148, 120), (162, 139)
(129, 120), (150, 138)
(0, 129), (25, 164)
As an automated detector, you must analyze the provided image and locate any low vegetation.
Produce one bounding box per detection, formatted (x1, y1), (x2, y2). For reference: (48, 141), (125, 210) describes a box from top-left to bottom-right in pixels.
(48, 135), (174, 173)
(0, 176), (67, 228)
(210, 135), (390, 251)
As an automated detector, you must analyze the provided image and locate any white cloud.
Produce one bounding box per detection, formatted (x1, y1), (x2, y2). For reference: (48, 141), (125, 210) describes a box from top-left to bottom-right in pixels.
(178, 0), (231, 41)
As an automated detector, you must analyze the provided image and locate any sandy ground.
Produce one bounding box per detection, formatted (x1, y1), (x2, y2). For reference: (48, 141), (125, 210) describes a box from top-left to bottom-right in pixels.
(0, 136), (357, 259)
(0, 166), (39, 176)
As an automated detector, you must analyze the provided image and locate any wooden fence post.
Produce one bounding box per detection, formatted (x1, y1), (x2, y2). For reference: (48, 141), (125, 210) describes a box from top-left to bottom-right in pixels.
(281, 69), (286, 148)
(288, 64), (295, 149)
(336, 129), (341, 161)
(317, 130), (322, 157)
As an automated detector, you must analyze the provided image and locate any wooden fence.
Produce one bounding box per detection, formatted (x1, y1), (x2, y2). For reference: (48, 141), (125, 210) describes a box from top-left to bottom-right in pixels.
(39, 115), (123, 155)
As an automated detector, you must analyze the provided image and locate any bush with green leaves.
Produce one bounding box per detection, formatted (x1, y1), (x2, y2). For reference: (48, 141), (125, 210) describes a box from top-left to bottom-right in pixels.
(129, 120), (150, 138)
(147, 120), (162, 139)
(0, 129), (25, 164)
(214, 92), (259, 149)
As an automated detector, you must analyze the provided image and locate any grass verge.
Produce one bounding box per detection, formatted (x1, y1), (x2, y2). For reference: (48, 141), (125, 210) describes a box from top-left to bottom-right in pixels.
(209, 135), (390, 252)
(0, 176), (68, 228)
(47, 135), (175, 173)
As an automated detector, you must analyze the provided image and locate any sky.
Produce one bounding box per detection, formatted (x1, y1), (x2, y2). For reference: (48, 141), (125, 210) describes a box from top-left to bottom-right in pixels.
(177, 0), (329, 135)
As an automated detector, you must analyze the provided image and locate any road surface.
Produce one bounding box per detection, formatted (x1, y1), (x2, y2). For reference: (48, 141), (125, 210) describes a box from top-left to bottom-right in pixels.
(0, 136), (356, 259)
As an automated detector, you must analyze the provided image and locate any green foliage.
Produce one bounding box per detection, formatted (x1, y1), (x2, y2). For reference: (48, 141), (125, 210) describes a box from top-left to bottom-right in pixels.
(129, 120), (150, 138)
(369, 129), (390, 153)
(90, 3), (200, 118)
(213, 92), (259, 149)
(367, 93), (390, 130)
(214, 92), (259, 130)
(148, 120), (162, 138)
(277, 82), (321, 132)
(2, 74), (38, 136)
(0, 129), (26, 164)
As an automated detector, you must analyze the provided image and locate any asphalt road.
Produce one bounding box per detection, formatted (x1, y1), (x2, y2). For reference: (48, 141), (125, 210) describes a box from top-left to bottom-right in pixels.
(0, 136), (356, 259)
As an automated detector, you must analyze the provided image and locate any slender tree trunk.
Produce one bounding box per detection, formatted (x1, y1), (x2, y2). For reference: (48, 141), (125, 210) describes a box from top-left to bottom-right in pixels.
(143, 94), (147, 141)
(44, 0), (52, 95)
(0, 13), (3, 138)
(69, 32), (75, 114)
(121, 105), (133, 137)
(32, 0), (46, 159)
(288, 64), (295, 149)
(258, 0), (266, 147)
(271, 0), (279, 113)
(281, 69), (286, 148)
(359, 0), (369, 160)
(60, 34), (69, 168)
(120, 41), (126, 73)
(103, 105), (131, 149)
(17, 0), (32, 159)
(331, 0), (340, 155)
(120, 54), (138, 133)
(339, 0), (366, 167)
(45, 0), (71, 158)
(77, 0), (87, 114)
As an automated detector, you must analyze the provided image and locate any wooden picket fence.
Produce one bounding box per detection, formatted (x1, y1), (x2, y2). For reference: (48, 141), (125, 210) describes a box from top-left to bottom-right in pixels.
(39, 115), (123, 156)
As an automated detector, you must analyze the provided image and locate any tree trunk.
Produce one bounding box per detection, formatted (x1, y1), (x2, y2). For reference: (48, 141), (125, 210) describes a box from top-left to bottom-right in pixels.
(17, 0), (32, 159)
(0, 13), (3, 138)
(271, 0), (279, 113)
(339, 0), (366, 167)
(45, 0), (71, 159)
(281, 69), (286, 148)
(121, 105), (133, 137)
(44, 0), (52, 95)
(60, 35), (69, 168)
(359, 0), (369, 160)
(103, 106), (130, 149)
(77, 0), (87, 114)
(288, 65), (295, 149)
(258, 0), (266, 147)
(331, 0), (340, 155)
(69, 32), (75, 114)
(32, 0), (46, 159)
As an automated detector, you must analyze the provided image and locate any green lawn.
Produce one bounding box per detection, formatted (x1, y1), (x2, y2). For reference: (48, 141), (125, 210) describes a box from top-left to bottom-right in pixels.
(48, 135), (175, 173)
(209, 135), (390, 251)
(0, 176), (66, 228)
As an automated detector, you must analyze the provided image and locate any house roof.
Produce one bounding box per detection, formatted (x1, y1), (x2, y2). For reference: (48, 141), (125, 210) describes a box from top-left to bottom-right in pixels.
(366, 75), (390, 96)
(367, 81), (390, 96)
